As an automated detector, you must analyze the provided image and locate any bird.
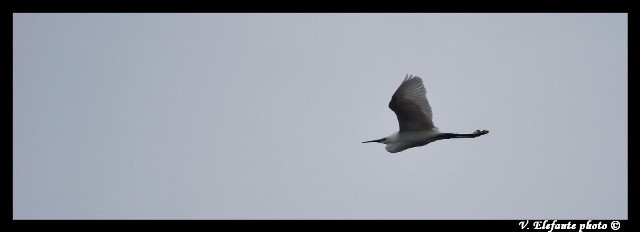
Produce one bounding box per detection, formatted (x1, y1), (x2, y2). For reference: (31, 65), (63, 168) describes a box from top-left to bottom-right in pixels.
(363, 74), (488, 153)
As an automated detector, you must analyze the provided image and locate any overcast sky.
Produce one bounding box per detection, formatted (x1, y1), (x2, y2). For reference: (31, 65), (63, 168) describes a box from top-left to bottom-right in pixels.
(13, 13), (627, 219)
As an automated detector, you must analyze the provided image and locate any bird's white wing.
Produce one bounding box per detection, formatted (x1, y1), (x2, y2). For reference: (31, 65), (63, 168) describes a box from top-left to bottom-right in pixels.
(388, 75), (435, 132)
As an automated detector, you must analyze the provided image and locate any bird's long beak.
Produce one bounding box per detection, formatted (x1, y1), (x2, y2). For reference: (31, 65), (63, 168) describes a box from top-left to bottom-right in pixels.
(362, 138), (385, 143)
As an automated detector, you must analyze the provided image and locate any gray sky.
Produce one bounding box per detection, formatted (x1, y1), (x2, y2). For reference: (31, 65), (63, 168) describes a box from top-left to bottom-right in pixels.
(13, 13), (627, 219)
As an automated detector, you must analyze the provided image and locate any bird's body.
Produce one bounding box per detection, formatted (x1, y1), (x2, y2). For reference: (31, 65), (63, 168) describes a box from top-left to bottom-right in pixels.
(363, 75), (488, 153)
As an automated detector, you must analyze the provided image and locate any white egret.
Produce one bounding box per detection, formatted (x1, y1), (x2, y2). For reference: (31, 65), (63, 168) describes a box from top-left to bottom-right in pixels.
(363, 74), (488, 153)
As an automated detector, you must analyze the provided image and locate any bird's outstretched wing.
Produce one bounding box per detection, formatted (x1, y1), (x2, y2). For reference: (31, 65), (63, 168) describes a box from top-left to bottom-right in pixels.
(388, 75), (435, 132)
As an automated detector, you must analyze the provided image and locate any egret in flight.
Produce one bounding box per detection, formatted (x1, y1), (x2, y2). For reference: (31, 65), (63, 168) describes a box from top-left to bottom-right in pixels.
(363, 75), (488, 153)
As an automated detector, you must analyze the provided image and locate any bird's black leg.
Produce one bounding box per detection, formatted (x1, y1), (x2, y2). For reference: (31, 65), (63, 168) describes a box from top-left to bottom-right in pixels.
(437, 130), (489, 140)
